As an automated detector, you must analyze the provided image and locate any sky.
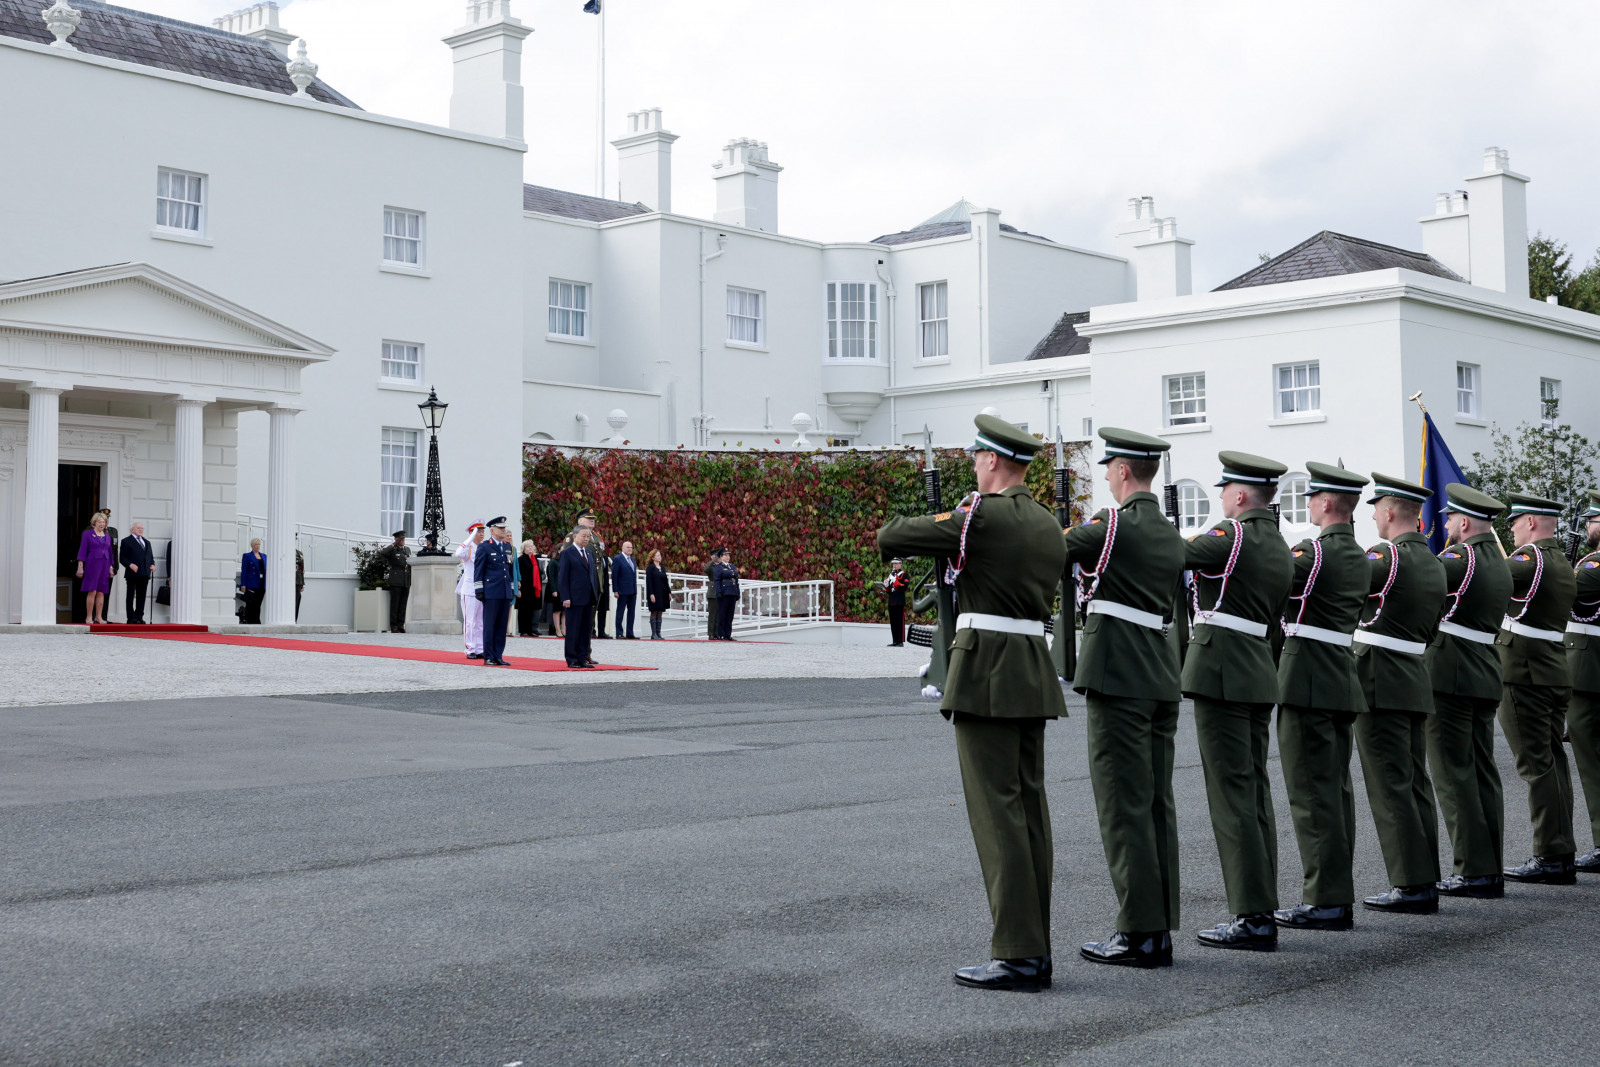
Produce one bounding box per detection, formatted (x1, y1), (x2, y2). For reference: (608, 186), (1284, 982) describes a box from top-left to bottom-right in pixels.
(135, 0), (1600, 290)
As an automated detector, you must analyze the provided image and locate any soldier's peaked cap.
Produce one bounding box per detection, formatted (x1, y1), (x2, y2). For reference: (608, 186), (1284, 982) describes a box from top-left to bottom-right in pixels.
(1585, 488), (1600, 519)
(392, 529), (408, 538)
(1444, 483), (1505, 521)
(1095, 426), (1169, 465)
(970, 414), (1042, 463)
(1215, 451), (1287, 488)
(1505, 490), (1563, 517)
(573, 506), (597, 521)
(1304, 461), (1367, 496)
(1366, 472), (1432, 505)
(487, 516), (507, 527)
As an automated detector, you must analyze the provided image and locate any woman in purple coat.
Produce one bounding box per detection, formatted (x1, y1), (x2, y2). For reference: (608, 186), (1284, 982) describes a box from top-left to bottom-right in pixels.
(76, 512), (115, 624)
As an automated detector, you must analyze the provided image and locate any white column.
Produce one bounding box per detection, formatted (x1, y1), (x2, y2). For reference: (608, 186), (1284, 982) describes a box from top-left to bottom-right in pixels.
(263, 406), (298, 626)
(171, 397), (206, 625)
(19, 384), (67, 625)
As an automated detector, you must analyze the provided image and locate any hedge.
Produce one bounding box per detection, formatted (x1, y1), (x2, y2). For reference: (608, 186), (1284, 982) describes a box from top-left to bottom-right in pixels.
(522, 444), (1093, 623)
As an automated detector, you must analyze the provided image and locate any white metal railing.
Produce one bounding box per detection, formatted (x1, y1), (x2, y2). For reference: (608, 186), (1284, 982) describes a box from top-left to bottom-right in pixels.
(235, 515), (456, 576)
(643, 571), (833, 636)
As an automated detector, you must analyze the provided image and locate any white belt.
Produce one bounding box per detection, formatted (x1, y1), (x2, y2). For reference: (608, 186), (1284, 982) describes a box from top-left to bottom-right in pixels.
(1196, 612), (1270, 639)
(1085, 599), (1166, 631)
(1353, 630), (1428, 656)
(1502, 618), (1565, 643)
(1567, 622), (1600, 638)
(1282, 623), (1353, 647)
(956, 613), (1045, 637)
(1439, 620), (1497, 645)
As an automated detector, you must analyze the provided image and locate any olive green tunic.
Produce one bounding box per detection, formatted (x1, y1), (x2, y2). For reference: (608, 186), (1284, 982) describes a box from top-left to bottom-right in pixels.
(1566, 548), (1600, 847)
(1278, 523), (1367, 712)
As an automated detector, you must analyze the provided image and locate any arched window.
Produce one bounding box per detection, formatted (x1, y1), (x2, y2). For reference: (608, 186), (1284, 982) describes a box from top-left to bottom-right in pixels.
(1277, 472), (1311, 525)
(1177, 480), (1210, 532)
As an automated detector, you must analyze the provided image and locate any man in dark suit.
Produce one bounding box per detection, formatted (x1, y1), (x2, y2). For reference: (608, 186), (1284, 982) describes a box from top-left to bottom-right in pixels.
(558, 526), (600, 668)
(119, 521), (155, 624)
(612, 540), (639, 639)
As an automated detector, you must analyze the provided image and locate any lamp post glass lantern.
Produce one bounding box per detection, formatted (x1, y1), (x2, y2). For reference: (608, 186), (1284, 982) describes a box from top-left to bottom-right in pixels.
(416, 387), (449, 555)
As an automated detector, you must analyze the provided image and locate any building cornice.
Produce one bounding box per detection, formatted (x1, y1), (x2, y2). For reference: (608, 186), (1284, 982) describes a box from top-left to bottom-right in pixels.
(884, 358), (1089, 398)
(523, 378), (661, 398)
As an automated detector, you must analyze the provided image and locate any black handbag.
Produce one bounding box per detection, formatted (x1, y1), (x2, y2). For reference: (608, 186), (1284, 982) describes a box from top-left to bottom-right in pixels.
(155, 584), (171, 606)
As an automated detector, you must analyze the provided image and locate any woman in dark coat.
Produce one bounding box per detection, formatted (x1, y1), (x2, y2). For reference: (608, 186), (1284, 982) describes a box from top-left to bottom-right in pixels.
(712, 548), (740, 641)
(238, 538), (266, 624)
(516, 539), (543, 636)
(645, 548), (671, 640)
(546, 536), (570, 637)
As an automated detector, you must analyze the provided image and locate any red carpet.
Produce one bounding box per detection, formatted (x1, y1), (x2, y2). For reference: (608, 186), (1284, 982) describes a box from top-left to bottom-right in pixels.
(89, 623), (208, 634)
(102, 632), (652, 672)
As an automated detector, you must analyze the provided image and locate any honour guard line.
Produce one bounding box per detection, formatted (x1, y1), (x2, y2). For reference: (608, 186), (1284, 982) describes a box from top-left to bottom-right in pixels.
(878, 411), (1600, 993)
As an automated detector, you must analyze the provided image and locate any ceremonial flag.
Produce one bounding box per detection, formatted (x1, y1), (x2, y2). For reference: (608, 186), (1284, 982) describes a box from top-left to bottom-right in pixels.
(1419, 411), (1468, 552)
(583, 0), (601, 12)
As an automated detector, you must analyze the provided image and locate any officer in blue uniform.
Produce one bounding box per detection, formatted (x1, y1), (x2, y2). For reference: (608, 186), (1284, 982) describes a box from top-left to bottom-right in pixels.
(475, 516), (518, 666)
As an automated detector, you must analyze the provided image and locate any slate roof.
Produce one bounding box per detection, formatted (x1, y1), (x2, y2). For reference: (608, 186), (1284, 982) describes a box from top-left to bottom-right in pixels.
(522, 184), (651, 222)
(0, 0), (359, 108)
(870, 219), (1053, 247)
(1213, 230), (1463, 291)
(1025, 311), (1091, 360)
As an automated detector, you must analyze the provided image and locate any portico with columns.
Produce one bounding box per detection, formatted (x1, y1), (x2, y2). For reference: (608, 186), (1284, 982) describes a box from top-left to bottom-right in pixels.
(0, 263), (330, 627)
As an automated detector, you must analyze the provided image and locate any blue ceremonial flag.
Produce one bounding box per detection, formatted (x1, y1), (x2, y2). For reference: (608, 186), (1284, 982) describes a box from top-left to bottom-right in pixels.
(583, 0), (601, 12)
(1419, 411), (1468, 552)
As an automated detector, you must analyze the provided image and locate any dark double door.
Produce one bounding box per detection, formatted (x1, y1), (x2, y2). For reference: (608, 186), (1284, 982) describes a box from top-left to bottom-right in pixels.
(57, 464), (103, 624)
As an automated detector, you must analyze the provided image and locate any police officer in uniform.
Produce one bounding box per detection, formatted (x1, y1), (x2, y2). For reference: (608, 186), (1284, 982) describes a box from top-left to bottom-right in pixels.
(877, 415), (1067, 992)
(1066, 428), (1187, 969)
(1274, 463), (1369, 933)
(378, 530), (411, 634)
(1352, 473), (1447, 913)
(1567, 489), (1600, 874)
(474, 517), (517, 666)
(1425, 484), (1514, 898)
(1182, 452), (1293, 951)
(1499, 491), (1579, 884)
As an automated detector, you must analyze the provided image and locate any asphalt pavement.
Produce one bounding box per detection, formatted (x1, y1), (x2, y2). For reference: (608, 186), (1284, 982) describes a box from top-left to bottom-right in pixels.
(2, 678), (1597, 1066)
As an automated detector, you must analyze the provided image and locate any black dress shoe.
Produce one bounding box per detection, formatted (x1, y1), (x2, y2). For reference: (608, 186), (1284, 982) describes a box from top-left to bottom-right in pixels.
(1363, 885), (1439, 913)
(1437, 874), (1505, 898)
(1080, 930), (1172, 968)
(1577, 848), (1600, 873)
(953, 956), (1050, 992)
(1504, 854), (1578, 884)
(1196, 913), (1278, 951)
(467, 652), (484, 660)
(1272, 902), (1354, 930)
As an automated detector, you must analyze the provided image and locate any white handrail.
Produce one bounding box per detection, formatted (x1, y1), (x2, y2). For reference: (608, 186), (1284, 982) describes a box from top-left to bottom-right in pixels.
(235, 514), (456, 576)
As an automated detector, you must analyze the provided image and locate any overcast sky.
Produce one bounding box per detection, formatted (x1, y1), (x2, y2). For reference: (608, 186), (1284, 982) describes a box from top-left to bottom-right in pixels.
(140, 0), (1600, 290)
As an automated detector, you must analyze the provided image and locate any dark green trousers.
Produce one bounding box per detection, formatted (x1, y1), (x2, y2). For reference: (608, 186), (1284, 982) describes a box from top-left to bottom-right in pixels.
(1192, 698), (1278, 915)
(1425, 693), (1504, 877)
(1085, 692), (1180, 934)
(1498, 684), (1576, 856)
(953, 716), (1052, 959)
(1571, 692), (1600, 847)
(1354, 711), (1440, 888)
(1277, 706), (1357, 906)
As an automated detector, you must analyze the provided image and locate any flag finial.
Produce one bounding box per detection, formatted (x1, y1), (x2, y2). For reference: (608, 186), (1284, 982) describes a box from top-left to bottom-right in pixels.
(1408, 390), (1427, 414)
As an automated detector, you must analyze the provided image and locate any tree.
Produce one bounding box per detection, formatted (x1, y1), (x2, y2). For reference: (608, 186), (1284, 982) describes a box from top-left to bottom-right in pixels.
(1527, 231), (1600, 314)
(1468, 404), (1599, 551)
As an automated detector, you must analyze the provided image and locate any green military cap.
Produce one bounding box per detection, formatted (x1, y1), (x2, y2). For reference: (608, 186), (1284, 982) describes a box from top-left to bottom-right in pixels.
(1504, 490), (1563, 517)
(1443, 483), (1506, 521)
(1366, 471), (1432, 505)
(1094, 426), (1169, 466)
(1304, 461), (1367, 496)
(1214, 451), (1287, 488)
(1582, 489), (1600, 519)
(970, 413), (1042, 463)
(573, 506), (597, 522)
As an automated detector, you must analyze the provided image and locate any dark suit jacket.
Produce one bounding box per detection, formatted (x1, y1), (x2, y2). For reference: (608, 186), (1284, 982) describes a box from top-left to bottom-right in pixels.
(611, 554), (638, 597)
(240, 552), (266, 590)
(557, 543), (600, 607)
(120, 535), (156, 580)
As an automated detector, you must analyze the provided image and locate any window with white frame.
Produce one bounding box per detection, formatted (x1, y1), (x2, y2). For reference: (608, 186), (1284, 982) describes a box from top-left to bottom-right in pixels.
(1081, 417), (1093, 437)
(1541, 377), (1561, 427)
(1177, 481), (1210, 531)
(727, 286), (764, 345)
(918, 281), (948, 359)
(1276, 361), (1321, 416)
(380, 340), (422, 383)
(383, 208), (424, 267)
(380, 428), (420, 536)
(155, 168), (205, 233)
(1165, 373), (1207, 426)
(548, 280), (590, 339)
(1277, 472), (1311, 524)
(1456, 362), (1479, 417)
(826, 281), (878, 360)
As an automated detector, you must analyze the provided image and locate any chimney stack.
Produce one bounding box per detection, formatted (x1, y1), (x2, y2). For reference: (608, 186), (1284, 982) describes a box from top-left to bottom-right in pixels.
(442, 1), (532, 143)
(1460, 146), (1530, 295)
(213, 2), (296, 57)
(611, 108), (678, 211)
(1113, 196), (1157, 298)
(1131, 216), (1194, 300)
(711, 138), (782, 232)
(1418, 188), (1471, 281)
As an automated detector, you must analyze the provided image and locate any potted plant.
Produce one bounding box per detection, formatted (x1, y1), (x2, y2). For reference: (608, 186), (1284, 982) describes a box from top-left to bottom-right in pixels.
(351, 543), (391, 632)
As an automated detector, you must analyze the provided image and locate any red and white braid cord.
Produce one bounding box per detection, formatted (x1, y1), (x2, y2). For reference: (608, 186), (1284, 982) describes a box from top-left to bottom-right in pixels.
(1439, 539), (1478, 624)
(1359, 539), (1400, 629)
(944, 492), (982, 586)
(1507, 542), (1546, 622)
(1192, 519), (1244, 624)
(1283, 537), (1324, 633)
(1074, 504), (1119, 607)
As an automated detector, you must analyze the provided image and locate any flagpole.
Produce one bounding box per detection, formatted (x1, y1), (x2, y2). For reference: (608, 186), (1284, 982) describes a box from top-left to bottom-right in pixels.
(596, 3), (605, 198)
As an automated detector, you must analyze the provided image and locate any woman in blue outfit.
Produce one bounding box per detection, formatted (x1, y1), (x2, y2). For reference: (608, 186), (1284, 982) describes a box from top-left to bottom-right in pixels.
(239, 538), (267, 624)
(76, 511), (115, 624)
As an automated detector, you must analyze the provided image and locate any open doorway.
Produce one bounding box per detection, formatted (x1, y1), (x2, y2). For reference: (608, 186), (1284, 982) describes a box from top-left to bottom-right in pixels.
(57, 464), (103, 624)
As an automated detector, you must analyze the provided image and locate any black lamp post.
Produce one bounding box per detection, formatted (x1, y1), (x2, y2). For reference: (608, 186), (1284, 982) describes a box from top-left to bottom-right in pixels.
(416, 387), (449, 556)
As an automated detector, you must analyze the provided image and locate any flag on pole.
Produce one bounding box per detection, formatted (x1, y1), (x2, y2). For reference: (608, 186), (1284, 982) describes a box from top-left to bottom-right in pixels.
(1419, 410), (1469, 552)
(583, 0), (601, 12)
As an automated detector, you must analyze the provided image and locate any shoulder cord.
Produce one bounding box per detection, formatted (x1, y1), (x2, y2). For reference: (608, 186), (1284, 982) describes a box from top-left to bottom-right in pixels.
(943, 492), (983, 586)
(1073, 503), (1120, 607)
(1359, 539), (1400, 629)
(1191, 518), (1245, 624)
(1574, 552), (1600, 623)
(1282, 537), (1324, 632)
(1439, 539), (1479, 624)
(1507, 542), (1546, 622)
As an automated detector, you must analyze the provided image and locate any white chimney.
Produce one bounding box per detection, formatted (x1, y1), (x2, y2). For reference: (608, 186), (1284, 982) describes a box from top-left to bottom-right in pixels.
(712, 138), (783, 232)
(1131, 217), (1194, 300)
(1113, 196), (1157, 298)
(214, 2), (297, 56)
(1418, 188), (1471, 281)
(1461, 146), (1530, 295)
(611, 108), (678, 211)
(442, 1), (533, 143)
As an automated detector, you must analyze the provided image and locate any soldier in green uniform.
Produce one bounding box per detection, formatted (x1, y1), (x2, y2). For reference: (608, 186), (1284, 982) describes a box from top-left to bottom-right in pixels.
(1567, 489), (1600, 874)
(1066, 428), (1188, 969)
(1352, 473), (1447, 913)
(1182, 452), (1293, 951)
(377, 530), (412, 634)
(877, 415), (1067, 992)
(1274, 463), (1369, 934)
(1499, 491), (1579, 884)
(1425, 484), (1513, 898)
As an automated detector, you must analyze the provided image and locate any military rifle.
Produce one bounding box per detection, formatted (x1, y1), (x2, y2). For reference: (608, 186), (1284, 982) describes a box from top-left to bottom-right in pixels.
(921, 426), (957, 693)
(1051, 428), (1077, 681)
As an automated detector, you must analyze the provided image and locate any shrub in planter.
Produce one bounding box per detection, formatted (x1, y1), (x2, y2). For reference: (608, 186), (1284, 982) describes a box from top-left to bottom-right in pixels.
(350, 543), (389, 591)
